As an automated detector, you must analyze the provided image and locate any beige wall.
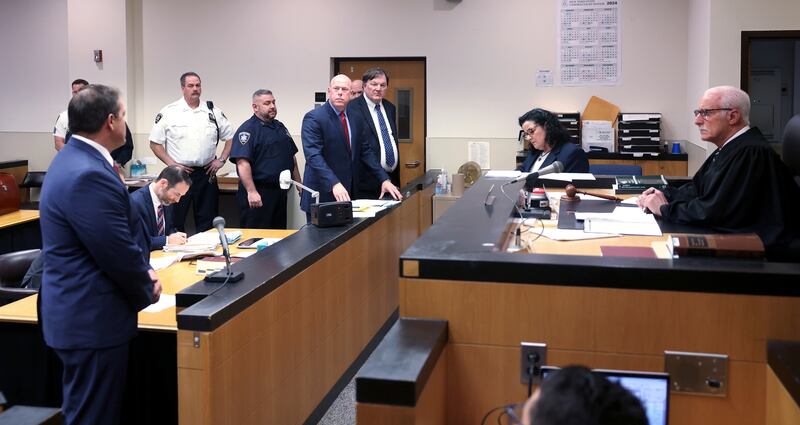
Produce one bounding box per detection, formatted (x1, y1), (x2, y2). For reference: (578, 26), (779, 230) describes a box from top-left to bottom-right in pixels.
(2, 0), (799, 210)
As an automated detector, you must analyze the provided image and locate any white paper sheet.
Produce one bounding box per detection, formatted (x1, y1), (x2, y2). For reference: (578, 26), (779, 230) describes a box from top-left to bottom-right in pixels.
(485, 170), (522, 178)
(142, 294), (175, 313)
(149, 255), (178, 271)
(577, 206), (662, 236)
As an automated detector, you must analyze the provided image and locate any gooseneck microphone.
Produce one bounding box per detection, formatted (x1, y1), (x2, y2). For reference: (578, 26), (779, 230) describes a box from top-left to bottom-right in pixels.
(205, 216), (245, 283)
(212, 216), (231, 273)
(509, 161), (565, 185)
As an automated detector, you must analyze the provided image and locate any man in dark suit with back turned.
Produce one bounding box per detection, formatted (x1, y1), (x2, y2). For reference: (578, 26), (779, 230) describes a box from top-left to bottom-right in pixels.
(347, 67), (401, 198)
(130, 165), (192, 256)
(40, 84), (161, 425)
(300, 74), (402, 217)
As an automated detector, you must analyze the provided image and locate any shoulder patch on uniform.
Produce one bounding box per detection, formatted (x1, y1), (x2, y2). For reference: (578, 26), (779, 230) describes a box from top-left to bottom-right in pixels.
(154, 113), (162, 124)
(239, 132), (251, 145)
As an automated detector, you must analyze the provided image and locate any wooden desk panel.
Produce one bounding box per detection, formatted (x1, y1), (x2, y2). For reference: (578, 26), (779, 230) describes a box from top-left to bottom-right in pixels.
(0, 210), (39, 229)
(177, 199), (420, 425)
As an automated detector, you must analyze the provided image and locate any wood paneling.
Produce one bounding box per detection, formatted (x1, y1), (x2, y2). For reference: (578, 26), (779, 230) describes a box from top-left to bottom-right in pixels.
(766, 365), (800, 425)
(400, 277), (800, 425)
(401, 279), (800, 362)
(178, 194), (421, 424)
(444, 343), (765, 425)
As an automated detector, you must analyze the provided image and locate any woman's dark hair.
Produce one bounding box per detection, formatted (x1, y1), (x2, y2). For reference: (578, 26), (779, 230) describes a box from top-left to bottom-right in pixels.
(518, 108), (570, 149)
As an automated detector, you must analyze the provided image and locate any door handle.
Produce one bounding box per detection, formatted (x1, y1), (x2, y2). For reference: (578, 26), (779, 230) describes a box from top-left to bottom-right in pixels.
(404, 160), (421, 168)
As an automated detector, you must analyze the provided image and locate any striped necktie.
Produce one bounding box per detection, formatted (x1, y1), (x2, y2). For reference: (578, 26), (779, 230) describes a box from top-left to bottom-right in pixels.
(375, 104), (395, 168)
(157, 205), (165, 236)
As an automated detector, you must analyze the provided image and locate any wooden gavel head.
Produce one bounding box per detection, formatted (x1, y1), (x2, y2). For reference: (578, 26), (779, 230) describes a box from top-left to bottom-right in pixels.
(561, 183), (581, 202)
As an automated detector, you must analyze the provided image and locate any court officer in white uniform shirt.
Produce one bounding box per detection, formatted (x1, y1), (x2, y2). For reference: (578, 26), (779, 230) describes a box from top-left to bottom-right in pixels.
(149, 71), (233, 232)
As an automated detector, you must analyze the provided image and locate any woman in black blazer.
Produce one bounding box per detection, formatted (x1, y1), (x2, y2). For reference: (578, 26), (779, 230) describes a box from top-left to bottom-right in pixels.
(516, 108), (590, 173)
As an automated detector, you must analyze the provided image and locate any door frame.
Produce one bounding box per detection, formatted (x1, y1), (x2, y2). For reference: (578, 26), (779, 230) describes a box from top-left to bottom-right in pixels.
(740, 30), (800, 92)
(333, 56), (427, 178)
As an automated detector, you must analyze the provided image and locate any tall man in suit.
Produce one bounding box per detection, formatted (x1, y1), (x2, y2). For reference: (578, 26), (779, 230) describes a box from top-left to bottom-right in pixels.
(40, 84), (161, 425)
(300, 74), (402, 216)
(347, 67), (401, 198)
(130, 165), (192, 255)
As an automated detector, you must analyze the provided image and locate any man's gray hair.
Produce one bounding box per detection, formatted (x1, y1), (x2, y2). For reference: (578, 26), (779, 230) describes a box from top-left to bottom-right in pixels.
(707, 86), (751, 125)
(252, 89), (273, 101)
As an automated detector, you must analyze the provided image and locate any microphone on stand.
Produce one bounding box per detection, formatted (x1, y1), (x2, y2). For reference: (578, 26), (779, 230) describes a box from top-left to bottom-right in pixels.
(509, 161), (565, 190)
(279, 170), (319, 204)
(204, 216), (245, 283)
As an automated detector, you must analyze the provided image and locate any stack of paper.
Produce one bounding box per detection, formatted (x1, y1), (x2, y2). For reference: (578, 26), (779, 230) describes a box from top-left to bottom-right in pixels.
(575, 206), (662, 236)
(351, 199), (400, 218)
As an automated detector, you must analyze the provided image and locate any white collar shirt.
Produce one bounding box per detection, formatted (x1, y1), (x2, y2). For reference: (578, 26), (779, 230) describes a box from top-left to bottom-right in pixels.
(71, 134), (114, 167)
(148, 97), (233, 167)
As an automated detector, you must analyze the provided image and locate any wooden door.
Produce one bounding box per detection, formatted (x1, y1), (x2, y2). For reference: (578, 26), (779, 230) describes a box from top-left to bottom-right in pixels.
(336, 58), (426, 187)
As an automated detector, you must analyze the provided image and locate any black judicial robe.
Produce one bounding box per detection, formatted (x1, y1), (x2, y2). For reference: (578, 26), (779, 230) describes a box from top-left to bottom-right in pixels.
(660, 127), (800, 254)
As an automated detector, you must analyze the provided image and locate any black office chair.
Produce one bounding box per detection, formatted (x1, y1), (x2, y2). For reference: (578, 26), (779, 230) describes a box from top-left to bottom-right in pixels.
(589, 164), (643, 176)
(783, 114), (800, 185)
(18, 172), (45, 210)
(0, 249), (39, 306)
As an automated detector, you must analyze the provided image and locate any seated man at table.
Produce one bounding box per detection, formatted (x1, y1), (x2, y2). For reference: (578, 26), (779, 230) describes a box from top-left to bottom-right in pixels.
(638, 86), (800, 259)
(130, 165), (191, 253)
(521, 365), (647, 425)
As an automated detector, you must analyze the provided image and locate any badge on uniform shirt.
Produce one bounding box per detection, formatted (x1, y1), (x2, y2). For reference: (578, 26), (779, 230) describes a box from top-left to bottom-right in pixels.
(239, 132), (251, 145)
(154, 113), (162, 124)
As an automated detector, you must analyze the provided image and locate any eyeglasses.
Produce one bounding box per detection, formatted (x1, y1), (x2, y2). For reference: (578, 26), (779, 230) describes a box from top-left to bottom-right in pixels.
(693, 108), (732, 119)
(520, 125), (539, 140)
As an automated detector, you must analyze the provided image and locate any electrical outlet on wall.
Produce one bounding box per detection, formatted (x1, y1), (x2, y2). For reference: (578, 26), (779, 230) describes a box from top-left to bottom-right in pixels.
(520, 342), (547, 384)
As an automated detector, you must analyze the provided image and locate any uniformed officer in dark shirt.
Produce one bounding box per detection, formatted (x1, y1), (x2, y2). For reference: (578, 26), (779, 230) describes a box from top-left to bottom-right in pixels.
(229, 89), (301, 229)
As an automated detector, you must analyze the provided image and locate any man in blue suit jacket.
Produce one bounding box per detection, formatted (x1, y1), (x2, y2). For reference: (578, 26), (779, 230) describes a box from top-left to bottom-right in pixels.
(300, 74), (402, 214)
(346, 67), (401, 199)
(40, 84), (160, 425)
(129, 165), (191, 256)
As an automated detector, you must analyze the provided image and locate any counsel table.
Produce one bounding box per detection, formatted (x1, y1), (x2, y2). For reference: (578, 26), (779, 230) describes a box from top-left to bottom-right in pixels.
(0, 210), (41, 255)
(0, 171), (438, 425)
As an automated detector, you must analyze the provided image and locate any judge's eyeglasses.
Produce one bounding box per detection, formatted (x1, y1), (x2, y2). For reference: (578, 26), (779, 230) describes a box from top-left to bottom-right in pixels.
(693, 108), (732, 120)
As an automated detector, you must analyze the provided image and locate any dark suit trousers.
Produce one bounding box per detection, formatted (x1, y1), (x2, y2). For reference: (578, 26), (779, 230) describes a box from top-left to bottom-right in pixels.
(173, 167), (219, 233)
(236, 183), (288, 229)
(55, 344), (129, 425)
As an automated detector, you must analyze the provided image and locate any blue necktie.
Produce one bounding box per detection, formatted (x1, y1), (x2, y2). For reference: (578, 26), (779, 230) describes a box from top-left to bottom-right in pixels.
(375, 104), (395, 168)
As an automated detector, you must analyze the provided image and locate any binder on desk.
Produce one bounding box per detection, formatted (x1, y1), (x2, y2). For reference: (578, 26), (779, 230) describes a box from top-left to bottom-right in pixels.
(615, 175), (667, 194)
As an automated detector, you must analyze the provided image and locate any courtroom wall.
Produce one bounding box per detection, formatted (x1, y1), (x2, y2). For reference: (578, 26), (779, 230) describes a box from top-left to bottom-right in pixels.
(2, 0), (800, 181)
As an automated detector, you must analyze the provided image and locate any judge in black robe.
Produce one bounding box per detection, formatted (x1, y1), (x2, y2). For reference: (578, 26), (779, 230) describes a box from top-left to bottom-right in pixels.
(659, 127), (800, 256)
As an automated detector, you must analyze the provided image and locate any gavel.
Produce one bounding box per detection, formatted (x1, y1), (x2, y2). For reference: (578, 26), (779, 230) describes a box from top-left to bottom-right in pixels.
(563, 184), (623, 202)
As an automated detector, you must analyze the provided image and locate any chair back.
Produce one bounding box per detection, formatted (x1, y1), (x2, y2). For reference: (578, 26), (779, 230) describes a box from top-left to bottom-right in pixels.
(783, 114), (800, 178)
(0, 249), (40, 288)
(19, 171), (46, 188)
(589, 164), (643, 176)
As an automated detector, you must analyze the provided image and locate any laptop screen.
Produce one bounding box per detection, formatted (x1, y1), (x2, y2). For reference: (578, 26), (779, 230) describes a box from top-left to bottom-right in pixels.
(541, 367), (669, 425)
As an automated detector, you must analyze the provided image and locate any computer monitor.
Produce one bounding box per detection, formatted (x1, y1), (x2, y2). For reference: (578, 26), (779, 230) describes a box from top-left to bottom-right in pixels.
(541, 366), (669, 425)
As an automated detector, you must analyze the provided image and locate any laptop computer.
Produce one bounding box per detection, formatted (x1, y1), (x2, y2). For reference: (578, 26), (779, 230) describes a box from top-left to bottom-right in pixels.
(541, 366), (669, 425)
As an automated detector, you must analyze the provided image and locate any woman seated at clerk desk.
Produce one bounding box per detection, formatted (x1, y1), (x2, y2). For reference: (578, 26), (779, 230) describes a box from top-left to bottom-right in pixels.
(516, 108), (590, 174)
